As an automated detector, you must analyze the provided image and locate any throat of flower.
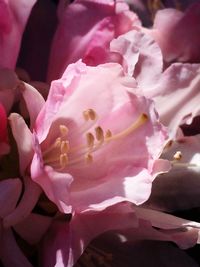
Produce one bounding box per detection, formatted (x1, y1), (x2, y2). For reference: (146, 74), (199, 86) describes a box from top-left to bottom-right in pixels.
(42, 111), (148, 171)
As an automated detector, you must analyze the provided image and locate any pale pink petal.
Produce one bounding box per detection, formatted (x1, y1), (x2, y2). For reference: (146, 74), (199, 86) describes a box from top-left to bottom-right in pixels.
(31, 159), (73, 213)
(151, 63), (200, 136)
(0, 228), (33, 267)
(14, 213), (52, 245)
(110, 30), (163, 86)
(70, 168), (152, 212)
(0, 178), (22, 217)
(35, 60), (87, 143)
(3, 176), (41, 228)
(19, 82), (45, 129)
(135, 207), (200, 230)
(134, 207), (200, 249)
(9, 113), (33, 174)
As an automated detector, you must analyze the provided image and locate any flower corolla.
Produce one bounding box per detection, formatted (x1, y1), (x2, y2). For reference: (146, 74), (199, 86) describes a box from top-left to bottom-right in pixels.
(31, 60), (169, 213)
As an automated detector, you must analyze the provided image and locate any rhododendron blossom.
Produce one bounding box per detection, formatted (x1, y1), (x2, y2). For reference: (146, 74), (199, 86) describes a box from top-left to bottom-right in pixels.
(31, 60), (169, 213)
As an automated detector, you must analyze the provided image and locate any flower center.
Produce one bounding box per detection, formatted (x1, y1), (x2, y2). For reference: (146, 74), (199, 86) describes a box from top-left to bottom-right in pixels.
(42, 109), (148, 171)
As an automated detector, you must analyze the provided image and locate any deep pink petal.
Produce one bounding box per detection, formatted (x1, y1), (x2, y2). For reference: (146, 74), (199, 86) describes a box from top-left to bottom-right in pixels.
(0, 0), (37, 69)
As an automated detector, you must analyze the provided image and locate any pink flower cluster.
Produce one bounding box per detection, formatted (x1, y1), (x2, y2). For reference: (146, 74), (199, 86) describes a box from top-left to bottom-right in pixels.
(0, 0), (200, 266)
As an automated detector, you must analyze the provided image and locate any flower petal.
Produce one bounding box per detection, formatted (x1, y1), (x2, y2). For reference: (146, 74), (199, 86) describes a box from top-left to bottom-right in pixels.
(9, 113), (33, 174)
(3, 176), (41, 228)
(0, 0), (37, 68)
(40, 203), (137, 267)
(0, 178), (22, 217)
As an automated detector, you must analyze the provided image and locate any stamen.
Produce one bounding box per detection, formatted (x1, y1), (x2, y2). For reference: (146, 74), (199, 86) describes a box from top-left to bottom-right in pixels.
(171, 162), (198, 168)
(43, 113), (148, 170)
(60, 153), (68, 168)
(95, 126), (104, 142)
(105, 129), (112, 139)
(173, 151), (182, 161)
(67, 113), (148, 165)
(85, 153), (93, 164)
(55, 137), (62, 147)
(60, 125), (69, 136)
(106, 113), (148, 141)
(83, 109), (97, 121)
(61, 141), (70, 154)
(42, 137), (61, 157)
(86, 132), (95, 149)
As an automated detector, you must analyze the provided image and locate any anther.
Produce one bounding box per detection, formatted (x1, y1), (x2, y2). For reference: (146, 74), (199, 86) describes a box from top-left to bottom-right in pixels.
(61, 141), (70, 153)
(60, 153), (68, 168)
(173, 151), (182, 161)
(86, 132), (95, 148)
(85, 153), (93, 164)
(55, 137), (62, 148)
(95, 126), (104, 142)
(59, 125), (69, 136)
(83, 109), (97, 121)
(105, 129), (112, 139)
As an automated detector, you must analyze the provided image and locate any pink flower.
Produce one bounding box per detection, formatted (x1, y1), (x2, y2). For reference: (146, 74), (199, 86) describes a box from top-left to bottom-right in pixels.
(0, 0), (37, 69)
(30, 60), (169, 213)
(47, 0), (140, 81)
